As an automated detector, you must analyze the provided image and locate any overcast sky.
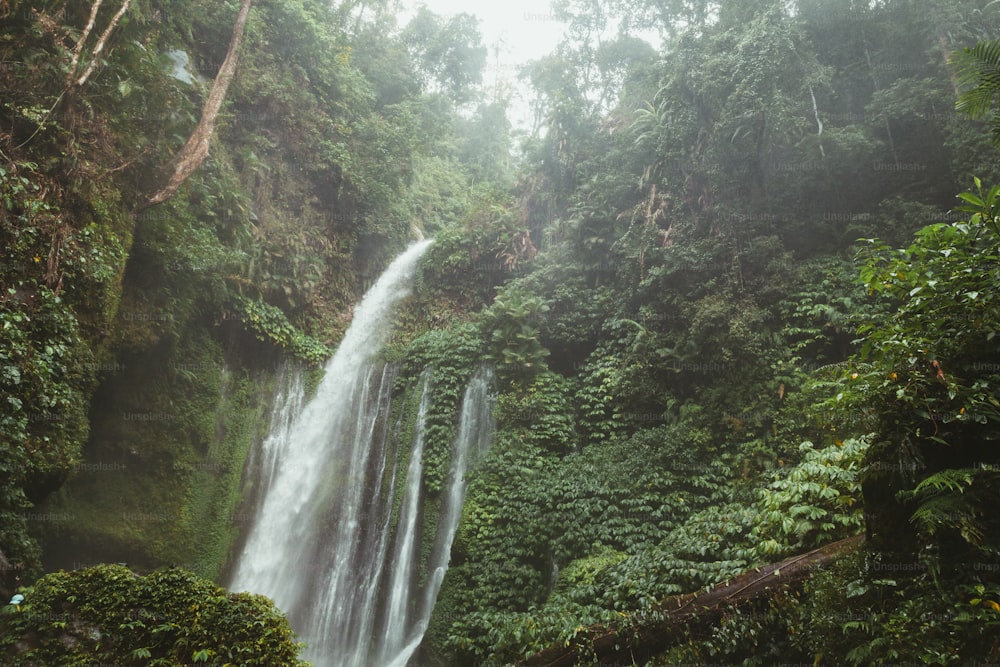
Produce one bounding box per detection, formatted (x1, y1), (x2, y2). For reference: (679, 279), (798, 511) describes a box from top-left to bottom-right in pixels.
(399, 0), (570, 129)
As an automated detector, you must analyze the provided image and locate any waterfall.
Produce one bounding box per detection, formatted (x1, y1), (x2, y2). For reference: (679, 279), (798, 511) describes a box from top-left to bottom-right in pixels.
(229, 240), (495, 667)
(374, 372), (432, 664)
(379, 365), (495, 667)
(246, 365), (306, 513)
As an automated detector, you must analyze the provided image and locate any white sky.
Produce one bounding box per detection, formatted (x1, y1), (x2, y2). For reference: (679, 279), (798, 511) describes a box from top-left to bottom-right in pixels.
(399, 0), (570, 130)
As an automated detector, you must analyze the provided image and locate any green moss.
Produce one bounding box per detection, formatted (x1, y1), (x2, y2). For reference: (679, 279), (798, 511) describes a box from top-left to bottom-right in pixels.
(176, 364), (280, 580)
(32, 323), (282, 580)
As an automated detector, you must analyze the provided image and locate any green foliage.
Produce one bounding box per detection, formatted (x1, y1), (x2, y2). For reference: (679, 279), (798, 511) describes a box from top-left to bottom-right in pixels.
(752, 438), (868, 558)
(446, 603), (620, 665)
(0, 171), (94, 572)
(433, 372), (580, 643)
(857, 194), (1000, 384)
(7, 1), (1000, 665)
(0, 284), (89, 478)
(658, 593), (803, 666)
(399, 323), (485, 380)
(230, 296), (330, 366)
(118, 195), (245, 350)
(825, 181), (1000, 555)
(0, 0), (507, 603)
(426, 1), (1000, 660)
(0, 565), (308, 666)
(435, 1), (1000, 660)
(593, 523), (750, 610)
(901, 467), (999, 547)
(455, 104), (514, 186)
(480, 287), (551, 381)
(954, 40), (1000, 147)
(401, 8), (487, 104)
(436, 408), (752, 659)
(0, 138), (126, 584)
(417, 190), (536, 312)
(793, 549), (1000, 665)
(777, 256), (870, 365)
(493, 371), (576, 455)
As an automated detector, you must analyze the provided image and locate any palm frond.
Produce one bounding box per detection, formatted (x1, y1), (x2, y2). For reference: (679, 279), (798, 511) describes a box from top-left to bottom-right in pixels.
(954, 41), (1000, 119)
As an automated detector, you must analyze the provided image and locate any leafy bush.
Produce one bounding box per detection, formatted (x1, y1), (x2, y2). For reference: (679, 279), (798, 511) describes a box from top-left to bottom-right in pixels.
(0, 281), (91, 576)
(0, 565), (308, 666)
(794, 550), (1000, 665)
(480, 287), (551, 382)
(229, 296), (330, 365)
(752, 438), (868, 558)
(824, 180), (1000, 556)
(493, 371), (576, 455)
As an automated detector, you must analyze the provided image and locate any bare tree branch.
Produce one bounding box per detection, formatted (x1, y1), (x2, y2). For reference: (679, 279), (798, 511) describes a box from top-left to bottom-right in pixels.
(16, 1), (129, 150)
(67, 0), (103, 85)
(75, 0), (132, 89)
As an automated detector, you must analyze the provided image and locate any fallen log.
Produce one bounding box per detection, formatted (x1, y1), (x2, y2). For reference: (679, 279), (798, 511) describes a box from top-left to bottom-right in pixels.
(520, 534), (864, 667)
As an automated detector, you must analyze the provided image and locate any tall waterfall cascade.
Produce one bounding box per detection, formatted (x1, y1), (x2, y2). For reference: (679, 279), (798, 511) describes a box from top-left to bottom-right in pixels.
(229, 240), (495, 667)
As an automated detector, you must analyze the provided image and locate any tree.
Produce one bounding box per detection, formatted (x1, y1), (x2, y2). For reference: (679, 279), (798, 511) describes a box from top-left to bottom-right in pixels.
(401, 8), (487, 104)
(833, 179), (1000, 557)
(557, 0), (714, 39)
(143, 0), (253, 209)
(66, 0), (134, 90)
(456, 102), (514, 185)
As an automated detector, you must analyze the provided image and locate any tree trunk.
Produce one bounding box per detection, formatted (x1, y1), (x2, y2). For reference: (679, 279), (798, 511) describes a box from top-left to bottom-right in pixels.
(519, 534), (864, 667)
(142, 0), (253, 210)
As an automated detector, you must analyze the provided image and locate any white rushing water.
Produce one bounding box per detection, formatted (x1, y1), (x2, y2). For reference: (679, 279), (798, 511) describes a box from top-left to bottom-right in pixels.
(229, 239), (495, 667)
(379, 365), (495, 667)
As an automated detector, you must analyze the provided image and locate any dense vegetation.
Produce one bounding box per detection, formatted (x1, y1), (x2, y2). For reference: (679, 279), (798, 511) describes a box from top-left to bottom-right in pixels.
(0, 564), (308, 666)
(0, 0), (493, 660)
(2, 0), (1000, 664)
(398, 0), (1000, 663)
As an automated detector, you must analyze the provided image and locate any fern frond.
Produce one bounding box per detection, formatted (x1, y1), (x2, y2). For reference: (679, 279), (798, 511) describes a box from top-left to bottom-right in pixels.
(910, 497), (985, 545)
(903, 468), (987, 545)
(911, 468), (975, 495)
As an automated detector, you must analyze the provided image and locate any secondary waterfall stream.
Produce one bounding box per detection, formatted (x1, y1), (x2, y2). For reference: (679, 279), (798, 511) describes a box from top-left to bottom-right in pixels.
(228, 240), (495, 667)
